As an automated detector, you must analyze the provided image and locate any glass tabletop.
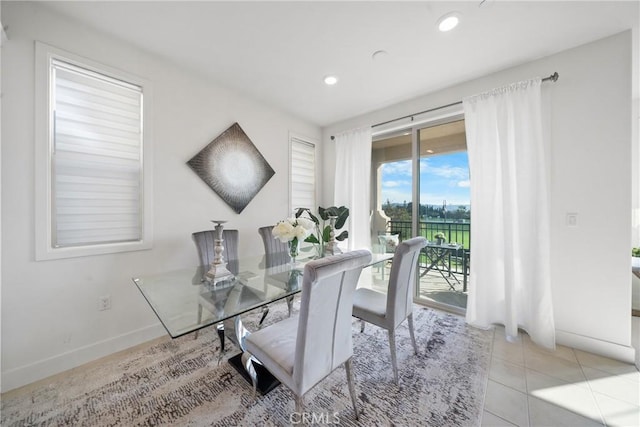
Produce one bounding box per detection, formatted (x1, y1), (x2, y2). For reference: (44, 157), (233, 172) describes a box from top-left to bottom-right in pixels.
(133, 252), (393, 338)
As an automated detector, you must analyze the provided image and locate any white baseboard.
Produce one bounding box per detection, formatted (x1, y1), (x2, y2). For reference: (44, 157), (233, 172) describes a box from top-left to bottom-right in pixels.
(632, 316), (640, 370)
(556, 329), (636, 364)
(1, 323), (166, 393)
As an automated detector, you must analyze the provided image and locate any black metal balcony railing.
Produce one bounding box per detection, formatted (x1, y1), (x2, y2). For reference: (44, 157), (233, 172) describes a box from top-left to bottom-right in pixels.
(388, 220), (470, 278)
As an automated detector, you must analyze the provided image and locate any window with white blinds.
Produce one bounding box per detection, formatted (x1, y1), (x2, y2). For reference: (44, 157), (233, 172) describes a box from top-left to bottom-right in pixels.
(290, 136), (316, 212)
(35, 43), (152, 259)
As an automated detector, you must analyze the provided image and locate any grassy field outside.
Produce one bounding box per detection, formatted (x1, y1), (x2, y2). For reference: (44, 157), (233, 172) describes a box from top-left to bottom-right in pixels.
(389, 219), (471, 250)
(387, 219), (470, 273)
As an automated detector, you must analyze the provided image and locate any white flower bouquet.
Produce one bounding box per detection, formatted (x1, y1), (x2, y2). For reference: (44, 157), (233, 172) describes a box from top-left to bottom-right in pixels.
(272, 217), (315, 261)
(272, 217), (315, 243)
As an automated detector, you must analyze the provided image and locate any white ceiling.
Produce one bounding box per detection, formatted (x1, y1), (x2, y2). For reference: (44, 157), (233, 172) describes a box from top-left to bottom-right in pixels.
(38, 1), (639, 127)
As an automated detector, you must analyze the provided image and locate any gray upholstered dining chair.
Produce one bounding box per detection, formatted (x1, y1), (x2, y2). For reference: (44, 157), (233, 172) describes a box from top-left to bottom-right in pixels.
(192, 229), (240, 340)
(258, 225), (295, 316)
(192, 229), (239, 276)
(352, 236), (427, 384)
(258, 225), (289, 262)
(245, 250), (372, 419)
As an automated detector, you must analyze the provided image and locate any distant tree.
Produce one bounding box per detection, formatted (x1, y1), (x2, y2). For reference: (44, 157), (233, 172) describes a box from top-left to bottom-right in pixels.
(381, 203), (411, 221)
(380, 201), (469, 222)
(426, 204), (441, 218)
(455, 206), (471, 220)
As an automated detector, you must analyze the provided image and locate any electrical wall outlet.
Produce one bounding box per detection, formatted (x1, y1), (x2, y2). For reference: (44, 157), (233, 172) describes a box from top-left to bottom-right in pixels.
(98, 295), (111, 311)
(566, 213), (578, 227)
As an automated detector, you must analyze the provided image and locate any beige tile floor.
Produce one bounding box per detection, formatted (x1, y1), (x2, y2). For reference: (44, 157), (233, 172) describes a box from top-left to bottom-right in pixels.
(482, 324), (640, 427)
(365, 265), (640, 426)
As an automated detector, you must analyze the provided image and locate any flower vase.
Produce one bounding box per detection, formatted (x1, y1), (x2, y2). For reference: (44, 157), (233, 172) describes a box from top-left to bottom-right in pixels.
(315, 240), (325, 259)
(289, 237), (299, 264)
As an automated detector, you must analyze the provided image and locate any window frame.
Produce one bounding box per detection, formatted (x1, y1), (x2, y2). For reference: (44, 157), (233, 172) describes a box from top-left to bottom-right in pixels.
(35, 42), (153, 260)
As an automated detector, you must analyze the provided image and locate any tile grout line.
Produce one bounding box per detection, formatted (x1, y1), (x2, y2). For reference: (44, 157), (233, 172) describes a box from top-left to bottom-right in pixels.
(487, 329), (531, 427)
(480, 326), (497, 426)
(576, 352), (612, 426)
(484, 408), (518, 427)
(519, 334), (531, 427)
(524, 345), (608, 426)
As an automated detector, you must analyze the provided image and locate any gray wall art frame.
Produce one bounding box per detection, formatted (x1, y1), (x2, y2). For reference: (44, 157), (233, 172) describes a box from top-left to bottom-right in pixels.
(187, 122), (275, 213)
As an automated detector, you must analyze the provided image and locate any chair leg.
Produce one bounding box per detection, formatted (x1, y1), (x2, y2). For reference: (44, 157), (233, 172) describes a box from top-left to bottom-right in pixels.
(407, 313), (418, 355)
(194, 303), (203, 339)
(216, 323), (225, 364)
(295, 394), (304, 415)
(258, 305), (269, 329)
(286, 295), (294, 317)
(388, 330), (399, 384)
(252, 377), (258, 400)
(360, 319), (365, 333)
(345, 358), (360, 420)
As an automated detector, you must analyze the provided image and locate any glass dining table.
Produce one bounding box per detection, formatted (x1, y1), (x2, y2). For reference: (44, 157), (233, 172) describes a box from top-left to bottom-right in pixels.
(133, 250), (393, 393)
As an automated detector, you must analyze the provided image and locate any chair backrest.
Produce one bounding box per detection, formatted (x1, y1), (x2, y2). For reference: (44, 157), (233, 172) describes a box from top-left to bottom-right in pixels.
(192, 229), (239, 274)
(258, 225), (289, 254)
(293, 249), (372, 396)
(258, 225), (290, 267)
(386, 237), (428, 328)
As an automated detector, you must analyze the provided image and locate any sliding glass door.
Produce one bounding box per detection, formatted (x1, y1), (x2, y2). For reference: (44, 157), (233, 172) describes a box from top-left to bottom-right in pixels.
(372, 113), (469, 313)
(416, 120), (470, 312)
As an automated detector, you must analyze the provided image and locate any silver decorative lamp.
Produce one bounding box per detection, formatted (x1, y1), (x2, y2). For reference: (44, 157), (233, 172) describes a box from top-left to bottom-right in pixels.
(204, 220), (233, 284)
(324, 215), (342, 255)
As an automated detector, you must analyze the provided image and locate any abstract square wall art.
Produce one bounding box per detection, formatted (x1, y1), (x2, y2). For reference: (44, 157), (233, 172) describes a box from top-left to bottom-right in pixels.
(187, 122), (275, 213)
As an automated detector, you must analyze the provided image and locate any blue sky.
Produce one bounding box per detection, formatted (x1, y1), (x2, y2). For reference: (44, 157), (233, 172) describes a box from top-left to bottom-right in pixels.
(381, 151), (470, 206)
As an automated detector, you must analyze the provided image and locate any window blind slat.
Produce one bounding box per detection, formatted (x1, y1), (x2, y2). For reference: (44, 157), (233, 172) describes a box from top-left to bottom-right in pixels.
(56, 66), (141, 105)
(56, 94), (140, 119)
(56, 110), (141, 134)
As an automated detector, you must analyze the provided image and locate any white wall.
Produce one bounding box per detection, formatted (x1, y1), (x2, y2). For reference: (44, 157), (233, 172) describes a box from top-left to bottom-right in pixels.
(633, 24), (640, 248)
(324, 32), (636, 363)
(0, 2), (320, 392)
(0, 2), (4, 393)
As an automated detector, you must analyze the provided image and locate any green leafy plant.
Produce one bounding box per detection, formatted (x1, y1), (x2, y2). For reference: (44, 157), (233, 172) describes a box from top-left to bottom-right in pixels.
(294, 206), (349, 248)
(632, 247), (640, 257)
(434, 232), (446, 240)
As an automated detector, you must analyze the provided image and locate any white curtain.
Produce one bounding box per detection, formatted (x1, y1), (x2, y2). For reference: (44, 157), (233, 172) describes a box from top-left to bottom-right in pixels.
(333, 127), (372, 251)
(463, 78), (555, 349)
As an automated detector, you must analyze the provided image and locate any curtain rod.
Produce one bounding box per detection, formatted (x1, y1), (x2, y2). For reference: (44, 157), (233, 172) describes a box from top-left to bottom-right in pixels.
(330, 72), (559, 140)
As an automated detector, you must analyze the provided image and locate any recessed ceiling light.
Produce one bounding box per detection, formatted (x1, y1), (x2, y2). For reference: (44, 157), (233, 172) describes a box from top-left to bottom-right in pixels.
(372, 50), (388, 61)
(324, 75), (338, 85)
(437, 12), (460, 32)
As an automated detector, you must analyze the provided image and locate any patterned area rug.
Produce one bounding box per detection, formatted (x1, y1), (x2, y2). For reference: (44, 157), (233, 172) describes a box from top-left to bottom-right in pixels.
(1, 304), (492, 426)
